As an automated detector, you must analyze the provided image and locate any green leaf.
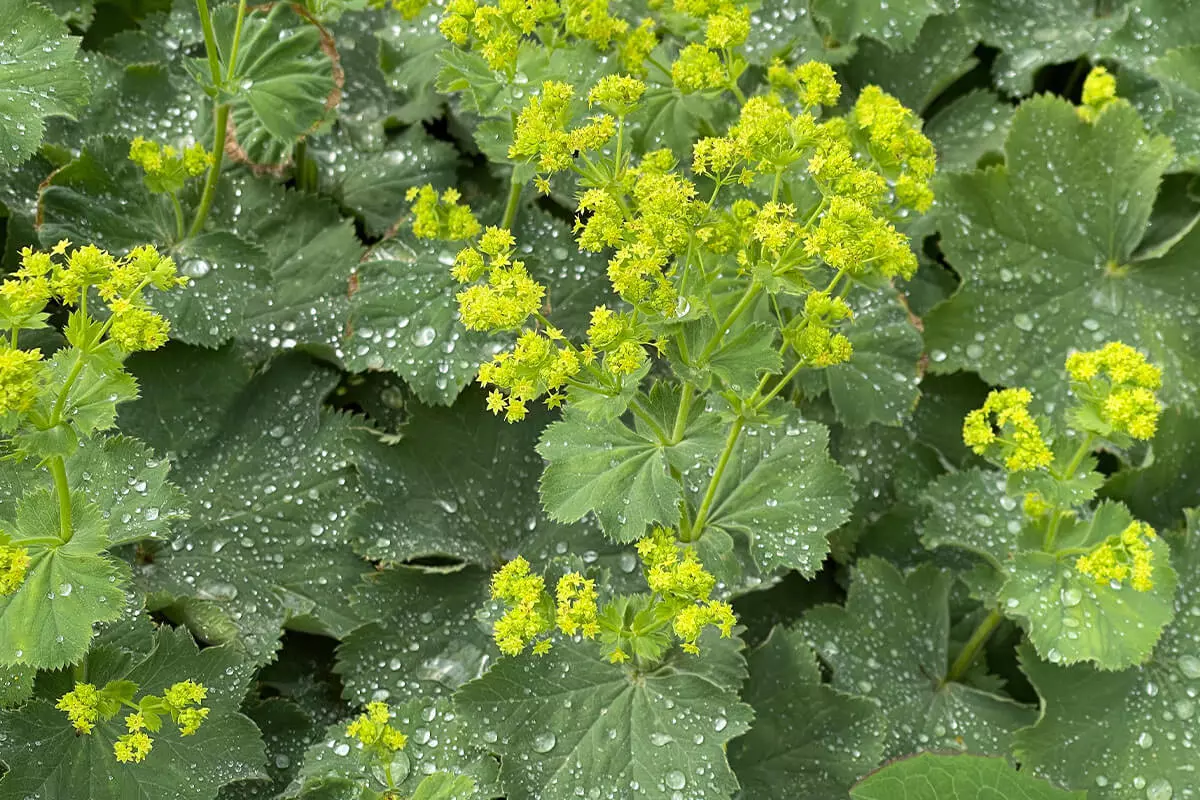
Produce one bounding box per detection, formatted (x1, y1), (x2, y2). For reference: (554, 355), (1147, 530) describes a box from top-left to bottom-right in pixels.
(0, 491), (126, 670)
(218, 4), (336, 167)
(1014, 513), (1200, 799)
(0, 0), (89, 168)
(1104, 408), (1200, 530)
(410, 773), (477, 800)
(125, 347), (368, 662)
(810, 0), (952, 51)
(842, 14), (978, 112)
(691, 415), (853, 576)
(221, 698), (318, 800)
(456, 636), (753, 800)
(336, 566), (493, 703)
(804, 290), (924, 427)
(924, 97), (1199, 409)
(538, 410), (681, 543)
(920, 468), (1025, 576)
(375, 5), (450, 126)
(998, 501), (1178, 670)
(924, 90), (1014, 173)
(801, 558), (1036, 759)
(331, 133), (460, 237)
(0, 627), (266, 800)
(37, 137), (267, 347)
(290, 698), (499, 799)
(851, 752), (1086, 800)
(728, 626), (884, 799)
(343, 233), (507, 406)
(744, 0), (857, 67)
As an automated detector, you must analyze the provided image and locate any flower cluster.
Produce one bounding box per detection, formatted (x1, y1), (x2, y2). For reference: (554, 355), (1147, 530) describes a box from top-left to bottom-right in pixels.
(439, 0), (636, 74)
(453, 227), (545, 332)
(634, 527), (735, 656)
(405, 184), (481, 241)
(490, 556), (553, 654)
(346, 701), (409, 753)
(0, 541), (30, 595)
(509, 81), (618, 189)
(788, 290), (854, 367)
(56, 679), (210, 764)
(555, 571), (600, 637)
(1066, 342), (1162, 440)
(962, 388), (1053, 472)
(852, 86), (936, 212)
(0, 243), (185, 418)
(802, 196), (917, 279)
(1076, 520), (1158, 591)
(128, 137), (212, 195)
(767, 59), (841, 109)
(1078, 65), (1118, 122)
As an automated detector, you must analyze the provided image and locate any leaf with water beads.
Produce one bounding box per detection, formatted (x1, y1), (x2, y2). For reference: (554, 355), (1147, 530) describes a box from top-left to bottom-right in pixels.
(687, 414), (854, 577)
(999, 501), (1177, 671)
(37, 137), (268, 347)
(920, 468), (1027, 579)
(728, 626), (884, 799)
(456, 633), (752, 800)
(125, 347), (370, 663)
(810, 0), (954, 52)
(1015, 516), (1200, 799)
(801, 558), (1036, 760)
(924, 96), (1200, 410)
(851, 752), (1086, 800)
(799, 291), (924, 428)
(924, 90), (1014, 174)
(0, 626), (265, 800)
(1104, 408), (1200, 531)
(288, 698), (499, 799)
(0, 0), (90, 168)
(336, 566), (494, 705)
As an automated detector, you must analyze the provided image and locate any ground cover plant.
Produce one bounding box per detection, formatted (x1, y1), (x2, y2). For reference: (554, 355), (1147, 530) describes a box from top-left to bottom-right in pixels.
(0, 0), (1199, 797)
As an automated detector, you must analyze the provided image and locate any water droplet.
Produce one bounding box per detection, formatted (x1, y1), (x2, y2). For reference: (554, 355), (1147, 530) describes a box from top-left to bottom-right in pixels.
(412, 326), (436, 347)
(1178, 655), (1200, 678)
(649, 732), (673, 746)
(532, 732), (556, 753)
(1146, 778), (1173, 800)
(1061, 587), (1082, 607)
(665, 771), (686, 790)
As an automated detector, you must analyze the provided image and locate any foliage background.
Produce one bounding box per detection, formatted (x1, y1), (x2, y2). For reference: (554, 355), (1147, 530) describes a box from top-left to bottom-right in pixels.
(1, 0), (1200, 798)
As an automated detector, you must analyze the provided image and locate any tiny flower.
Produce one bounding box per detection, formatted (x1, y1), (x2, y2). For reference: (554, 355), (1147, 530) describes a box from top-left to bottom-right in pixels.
(961, 388), (1053, 472)
(0, 544), (30, 595)
(114, 731), (153, 763)
(56, 682), (102, 734)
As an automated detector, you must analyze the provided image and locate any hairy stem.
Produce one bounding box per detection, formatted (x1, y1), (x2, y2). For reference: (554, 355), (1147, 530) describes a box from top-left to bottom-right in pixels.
(195, 0), (222, 86)
(687, 417), (744, 539)
(50, 457), (73, 541)
(945, 608), (1003, 685)
(169, 191), (185, 242)
(188, 104), (229, 239)
(1042, 433), (1096, 551)
(501, 174), (523, 230)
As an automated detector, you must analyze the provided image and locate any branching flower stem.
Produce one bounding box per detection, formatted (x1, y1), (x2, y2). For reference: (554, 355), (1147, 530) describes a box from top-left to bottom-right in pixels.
(944, 608), (1004, 685)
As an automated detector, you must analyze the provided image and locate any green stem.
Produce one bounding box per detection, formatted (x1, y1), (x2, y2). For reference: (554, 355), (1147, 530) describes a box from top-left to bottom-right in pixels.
(195, 0), (222, 86)
(294, 138), (314, 192)
(670, 384), (693, 443)
(770, 169), (783, 203)
(753, 357), (805, 409)
(1043, 433), (1096, 551)
(630, 398), (669, 444)
(501, 174), (523, 230)
(224, 0), (249, 84)
(688, 417), (744, 539)
(187, 104), (229, 239)
(698, 281), (760, 361)
(169, 191), (185, 242)
(50, 457), (73, 541)
(945, 608), (1003, 684)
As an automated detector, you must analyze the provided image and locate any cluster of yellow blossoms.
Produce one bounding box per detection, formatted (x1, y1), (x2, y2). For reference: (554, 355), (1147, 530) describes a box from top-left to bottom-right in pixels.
(0, 243), (185, 416)
(1065, 341), (1162, 440)
(0, 537), (30, 595)
(491, 555), (554, 654)
(669, 1), (748, 94)
(1076, 521), (1157, 592)
(788, 290), (854, 367)
(346, 701), (409, 753)
(128, 137), (212, 195)
(635, 527), (735, 656)
(1078, 65), (1118, 123)
(439, 0), (651, 74)
(56, 679), (209, 764)
(962, 388), (1053, 471)
(453, 228), (545, 332)
(406, 184), (481, 241)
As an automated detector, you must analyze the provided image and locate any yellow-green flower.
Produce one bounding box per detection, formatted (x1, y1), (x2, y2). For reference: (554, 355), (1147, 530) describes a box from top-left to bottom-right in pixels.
(0, 544), (30, 595)
(0, 347), (43, 415)
(962, 388), (1053, 472)
(556, 572), (599, 637)
(1066, 342), (1163, 440)
(56, 682), (102, 733)
(1077, 520), (1157, 591)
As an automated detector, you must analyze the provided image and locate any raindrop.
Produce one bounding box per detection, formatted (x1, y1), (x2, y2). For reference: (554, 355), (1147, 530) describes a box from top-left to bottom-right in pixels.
(532, 732), (556, 753)
(665, 771), (686, 790)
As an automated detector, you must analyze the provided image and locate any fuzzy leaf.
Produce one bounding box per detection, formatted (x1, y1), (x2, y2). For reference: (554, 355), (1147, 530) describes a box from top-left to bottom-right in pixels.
(1104, 408), (1200, 530)
(801, 558), (1036, 759)
(729, 627), (884, 799)
(0, 627), (265, 800)
(810, 0), (952, 50)
(218, 4), (336, 166)
(999, 501), (1178, 670)
(924, 97), (1198, 409)
(842, 13), (977, 111)
(743, 0), (855, 67)
(925, 90), (1014, 173)
(538, 410), (681, 543)
(1014, 515), (1200, 797)
(125, 347), (368, 662)
(851, 752), (1086, 800)
(456, 636), (753, 800)
(336, 566), (493, 704)
(0, 0), (89, 168)
(692, 416), (853, 576)
(920, 468), (1025, 575)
